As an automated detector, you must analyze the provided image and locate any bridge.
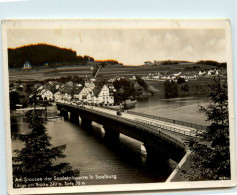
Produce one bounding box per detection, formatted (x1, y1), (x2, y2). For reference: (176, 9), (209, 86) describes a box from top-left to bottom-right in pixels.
(56, 102), (205, 171)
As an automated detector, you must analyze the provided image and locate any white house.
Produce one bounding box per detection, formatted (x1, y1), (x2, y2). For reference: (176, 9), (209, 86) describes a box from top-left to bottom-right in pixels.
(215, 69), (220, 76)
(40, 89), (54, 101)
(152, 75), (160, 80)
(22, 61), (32, 70)
(179, 73), (197, 80)
(74, 87), (90, 101)
(173, 72), (182, 77)
(85, 91), (94, 104)
(198, 70), (207, 76)
(207, 69), (216, 76)
(93, 84), (114, 106)
(54, 91), (62, 102)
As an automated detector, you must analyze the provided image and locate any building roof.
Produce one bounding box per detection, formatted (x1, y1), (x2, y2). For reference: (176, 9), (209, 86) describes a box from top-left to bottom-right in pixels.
(74, 86), (84, 94)
(61, 86), (73, 94)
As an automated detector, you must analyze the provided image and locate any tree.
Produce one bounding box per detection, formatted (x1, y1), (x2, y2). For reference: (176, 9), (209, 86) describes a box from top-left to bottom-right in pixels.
(177, 77), (186, 84)
(187, 77), (230, 180)
(112, 78), (137, 104)
(12, 109), (79, 187)
(136, 76), (148, 91)
(181, 84), (189, 91)
(164, 80), (178, 98)
(100, 61), (106, 67)
(10, 91), (20, 110)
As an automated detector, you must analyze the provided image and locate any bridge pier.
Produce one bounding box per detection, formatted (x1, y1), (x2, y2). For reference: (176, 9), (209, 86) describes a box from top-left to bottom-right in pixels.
(104, 127), (120, 144)
(144, 144), (170, 174)
(56, 103), (187, 165)
(60, 109), (68, 120)
(70, 112), (79, 125)
(81, 117), (92, 129)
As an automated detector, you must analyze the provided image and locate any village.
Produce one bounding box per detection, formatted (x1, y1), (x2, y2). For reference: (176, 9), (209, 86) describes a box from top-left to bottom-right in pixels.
(132, 68), (222, 82)
(9, 65), (226, 113)
(9, 73), (152, 113)
(9, 77), (116, 109)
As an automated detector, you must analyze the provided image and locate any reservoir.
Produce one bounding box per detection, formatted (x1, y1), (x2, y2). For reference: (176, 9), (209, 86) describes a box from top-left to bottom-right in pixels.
(11, 95), (210, 185)
(133, 95), (210, 126)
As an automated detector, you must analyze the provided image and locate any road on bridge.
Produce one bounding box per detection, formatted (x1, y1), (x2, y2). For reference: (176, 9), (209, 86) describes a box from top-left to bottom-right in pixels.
(80, 104), (199, 142)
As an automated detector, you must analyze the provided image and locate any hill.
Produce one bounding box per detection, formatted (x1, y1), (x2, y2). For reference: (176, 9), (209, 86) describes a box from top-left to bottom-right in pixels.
(8, 44), (121, 69)
(8, 44), (83, 68)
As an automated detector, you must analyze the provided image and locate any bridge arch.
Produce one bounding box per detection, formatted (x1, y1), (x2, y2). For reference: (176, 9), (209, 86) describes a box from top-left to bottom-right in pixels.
(57, 103), (187, 164)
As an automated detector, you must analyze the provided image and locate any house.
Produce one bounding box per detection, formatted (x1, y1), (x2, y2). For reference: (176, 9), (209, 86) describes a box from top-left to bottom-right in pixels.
(215, 69), (221, 76)
(198, 70), (207, 76)
(40, 89), (54, 101)
(73, 86), (84, 101)
(48, 81), (62, 90)
(207, 69), (220, 76)
(207, 69), (216, 76)
(84, 91), (94, 104)
(60, 86), (73, 102)
(179, 72), (197, 80)
(22, 61), (32, 70)
(74, 86), (90, 102)
(173, 72), (182, 77)
(66, 81), (74, 87)
(92, 84), (114, 106)
(152, 75), (160, 80)
(54, 91), (62, 102)
(107, 83), (116, 92)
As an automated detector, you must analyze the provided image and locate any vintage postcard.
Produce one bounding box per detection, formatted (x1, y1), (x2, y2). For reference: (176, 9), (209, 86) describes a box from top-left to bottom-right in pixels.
(2, 19), (236, 194)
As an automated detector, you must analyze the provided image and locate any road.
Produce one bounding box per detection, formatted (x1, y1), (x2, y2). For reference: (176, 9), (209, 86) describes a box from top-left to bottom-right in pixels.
(82, 105), (198, 138)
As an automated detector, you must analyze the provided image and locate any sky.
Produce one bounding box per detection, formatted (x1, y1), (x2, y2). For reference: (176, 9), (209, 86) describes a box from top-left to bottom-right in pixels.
(7, 28), (226, 65)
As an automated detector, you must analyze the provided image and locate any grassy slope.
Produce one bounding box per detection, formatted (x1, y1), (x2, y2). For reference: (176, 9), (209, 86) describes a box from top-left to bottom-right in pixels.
(9, 63), (224, 82)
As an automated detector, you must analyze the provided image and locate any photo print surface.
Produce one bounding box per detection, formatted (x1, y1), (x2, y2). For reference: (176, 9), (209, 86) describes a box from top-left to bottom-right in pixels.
(2, 19), (235, 194)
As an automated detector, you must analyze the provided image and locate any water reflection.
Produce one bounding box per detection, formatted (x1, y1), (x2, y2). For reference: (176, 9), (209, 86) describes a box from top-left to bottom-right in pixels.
(10, 116), (19, 139)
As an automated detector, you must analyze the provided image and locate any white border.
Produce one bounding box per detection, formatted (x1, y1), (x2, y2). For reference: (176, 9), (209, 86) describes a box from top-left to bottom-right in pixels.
(2, 19), (236, 195)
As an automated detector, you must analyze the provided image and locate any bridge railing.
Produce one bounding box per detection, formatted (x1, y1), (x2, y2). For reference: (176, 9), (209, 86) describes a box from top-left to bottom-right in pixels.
(56, 102), (186, 149)
(134, 118), (196, 137)
(127, 110), (207, 130)
(132, 119), (187, 149)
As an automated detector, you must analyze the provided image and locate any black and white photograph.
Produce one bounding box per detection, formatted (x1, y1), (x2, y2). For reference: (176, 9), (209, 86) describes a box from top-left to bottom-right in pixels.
(2, 19), (235, 194)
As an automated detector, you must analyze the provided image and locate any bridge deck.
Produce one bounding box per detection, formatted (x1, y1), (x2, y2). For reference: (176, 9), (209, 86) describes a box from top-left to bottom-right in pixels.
(57, 102), (198, 145)
(83, 105), (195, 143)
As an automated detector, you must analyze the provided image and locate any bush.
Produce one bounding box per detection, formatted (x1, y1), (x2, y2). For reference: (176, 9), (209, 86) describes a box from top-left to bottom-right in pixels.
(164, 80), (178, 98)
(177, 77), (186, 84)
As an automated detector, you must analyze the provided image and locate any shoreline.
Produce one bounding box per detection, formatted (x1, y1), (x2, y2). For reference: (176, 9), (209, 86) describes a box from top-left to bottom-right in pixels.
(10, 106), (58, 116)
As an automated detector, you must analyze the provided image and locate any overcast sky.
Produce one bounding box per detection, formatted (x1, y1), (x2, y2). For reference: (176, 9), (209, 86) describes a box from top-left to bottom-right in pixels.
(7, 28), (226, 65)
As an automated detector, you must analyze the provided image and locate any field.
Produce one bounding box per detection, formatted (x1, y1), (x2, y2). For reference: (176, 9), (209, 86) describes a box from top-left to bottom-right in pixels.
(9, 63), (224, 82)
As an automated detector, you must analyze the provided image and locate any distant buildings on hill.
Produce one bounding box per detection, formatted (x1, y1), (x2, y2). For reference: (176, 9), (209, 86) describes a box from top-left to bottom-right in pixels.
(130, 68), (223, 82)
(22, 61), (32, 70)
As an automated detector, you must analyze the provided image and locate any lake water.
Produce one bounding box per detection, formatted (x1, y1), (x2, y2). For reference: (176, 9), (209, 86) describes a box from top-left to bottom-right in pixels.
(11, 95), (210, 186)
(133, 95), (210, 126)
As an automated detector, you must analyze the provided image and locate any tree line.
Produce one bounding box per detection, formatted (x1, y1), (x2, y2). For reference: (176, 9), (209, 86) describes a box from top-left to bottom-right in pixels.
(196, 60), (227, 68)
(8, 44), (120, 69)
